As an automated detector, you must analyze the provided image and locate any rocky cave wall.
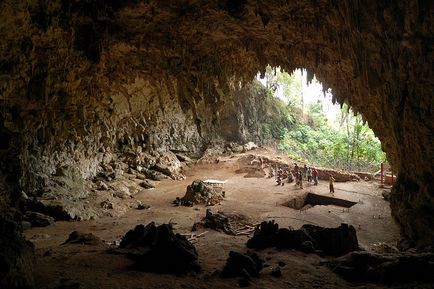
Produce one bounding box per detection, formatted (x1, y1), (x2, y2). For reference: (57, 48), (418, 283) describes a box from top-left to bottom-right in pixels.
(0, 0), (433, 247)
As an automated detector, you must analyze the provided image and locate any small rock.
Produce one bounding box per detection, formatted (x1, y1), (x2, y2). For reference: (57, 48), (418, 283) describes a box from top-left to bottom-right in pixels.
(136, 202), (150, 210)
(96, 181), (109, 191)
(139, 181), (155, 189)
(270, 266), (282, 277)
(301, 240), (316, 253)
(21, 221), (32, 230)
(397, 238), (415, 251)
(100, 200), (113, 209)
(63, 231), (101, 245)
(382, 190), (391, 201)
(30, 233), (50, 240)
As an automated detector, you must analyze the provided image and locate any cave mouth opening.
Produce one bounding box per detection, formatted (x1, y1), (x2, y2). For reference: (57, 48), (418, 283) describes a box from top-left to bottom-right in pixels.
(256, 66), (387, 174)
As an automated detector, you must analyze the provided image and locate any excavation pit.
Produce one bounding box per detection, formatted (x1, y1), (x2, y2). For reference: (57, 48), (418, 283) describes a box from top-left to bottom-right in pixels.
(284, 193), (357, 211)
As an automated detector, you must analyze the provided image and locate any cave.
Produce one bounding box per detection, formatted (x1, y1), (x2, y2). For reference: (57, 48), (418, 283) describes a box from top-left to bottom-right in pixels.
(0, 0), (433, 288)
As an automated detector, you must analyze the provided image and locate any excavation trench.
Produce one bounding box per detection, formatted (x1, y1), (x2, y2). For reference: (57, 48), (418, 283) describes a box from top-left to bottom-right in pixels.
(284, 193), (357, 211)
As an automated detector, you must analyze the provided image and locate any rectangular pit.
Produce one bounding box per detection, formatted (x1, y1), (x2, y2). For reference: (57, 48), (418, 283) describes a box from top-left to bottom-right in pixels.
(284, 193), (357, 210)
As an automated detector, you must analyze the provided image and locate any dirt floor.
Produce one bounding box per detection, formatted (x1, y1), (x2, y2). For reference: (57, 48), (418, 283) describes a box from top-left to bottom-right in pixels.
(25, 148), (409, 289)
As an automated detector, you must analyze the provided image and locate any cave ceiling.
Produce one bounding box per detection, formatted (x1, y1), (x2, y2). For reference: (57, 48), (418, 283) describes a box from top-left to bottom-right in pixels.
(0, 0), (433, 245)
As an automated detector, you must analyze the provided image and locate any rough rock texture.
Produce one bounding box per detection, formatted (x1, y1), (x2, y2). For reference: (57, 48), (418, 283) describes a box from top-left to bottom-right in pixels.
(118, 222), (200, 274)
(327, 251), (434, 284)
(0, 1), (433, 283)
(221, 250), (263, 278)
(63, 231), (102, 245)
(247, 221), (359, 257)
(181, 180), (224, 206)
(0, 215), (35, 289)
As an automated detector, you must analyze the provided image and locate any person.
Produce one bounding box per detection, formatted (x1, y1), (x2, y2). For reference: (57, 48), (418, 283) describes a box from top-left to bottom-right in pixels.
(298, 171), (303, 189)
(303, 164), (308, 180)
(268, 168), (275, 178)
(312, 167), (318, 185)
(276, 175), (282, 186)
(287, 170), (294, 183)
(294, 166), (300, 187)
(307, 167), (312, 183)
(278, 167), (285, 186)
(329, 174), (335, 194)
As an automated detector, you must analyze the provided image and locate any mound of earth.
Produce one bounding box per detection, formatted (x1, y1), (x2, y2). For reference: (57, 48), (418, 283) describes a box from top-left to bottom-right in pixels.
(180, 180), (224, 206)
(234, 166), (266, 178)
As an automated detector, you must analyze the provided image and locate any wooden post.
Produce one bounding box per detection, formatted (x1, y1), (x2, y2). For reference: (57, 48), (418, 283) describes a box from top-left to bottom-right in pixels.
(380, 163), (384, 186)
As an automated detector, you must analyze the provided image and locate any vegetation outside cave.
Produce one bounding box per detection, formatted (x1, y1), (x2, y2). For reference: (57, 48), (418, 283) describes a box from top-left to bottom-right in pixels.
(257, 66), (386, 172)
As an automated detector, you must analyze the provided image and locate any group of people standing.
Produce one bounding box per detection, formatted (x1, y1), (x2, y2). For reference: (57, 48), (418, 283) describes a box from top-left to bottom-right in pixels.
(270, 163), (319, 188)
(295, 164), (318, 188)
(265, 158), (335, 194)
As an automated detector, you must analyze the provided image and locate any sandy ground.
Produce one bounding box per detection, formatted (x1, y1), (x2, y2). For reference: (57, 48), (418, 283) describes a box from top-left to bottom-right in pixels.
(25, 149), (405, 289)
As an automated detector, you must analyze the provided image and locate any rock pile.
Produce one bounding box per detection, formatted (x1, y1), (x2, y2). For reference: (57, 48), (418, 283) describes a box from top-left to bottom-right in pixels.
(193, 209), (255, 236)
(118, 222), (200, 274)
(247, 221), (359, 257)
(221, 251), (263, 287)
(193, 209), (235, 235)
(179, 180), (224, 206)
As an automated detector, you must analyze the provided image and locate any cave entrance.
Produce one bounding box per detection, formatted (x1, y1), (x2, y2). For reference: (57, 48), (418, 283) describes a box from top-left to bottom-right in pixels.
(256, 66), (387, 175)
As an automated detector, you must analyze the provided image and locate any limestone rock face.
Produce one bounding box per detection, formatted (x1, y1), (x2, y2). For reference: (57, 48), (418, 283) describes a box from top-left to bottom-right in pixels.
(0, 0), (433, 249)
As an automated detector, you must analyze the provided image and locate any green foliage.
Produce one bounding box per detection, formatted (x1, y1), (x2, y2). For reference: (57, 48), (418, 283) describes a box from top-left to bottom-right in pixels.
(253, 80), (295, 143)
(257, 68), (386, 172)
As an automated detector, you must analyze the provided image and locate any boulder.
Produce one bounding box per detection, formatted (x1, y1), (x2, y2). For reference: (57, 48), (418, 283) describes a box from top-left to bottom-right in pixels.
(243, 142), (258, 151)
(30, 198), (94, 221)
(119, 222), (200, 274)
(221, 251), (263, 278)
(23, 211), (54, 227)
(152, 151), (184, 179)
(63, 231), (101, 245)
(301, 224), (359, 256)
(141, 168), (169, 181)
(247, 222), (359, 257)
(175, 153), (194, 163)
(246, 220), (279, 249)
